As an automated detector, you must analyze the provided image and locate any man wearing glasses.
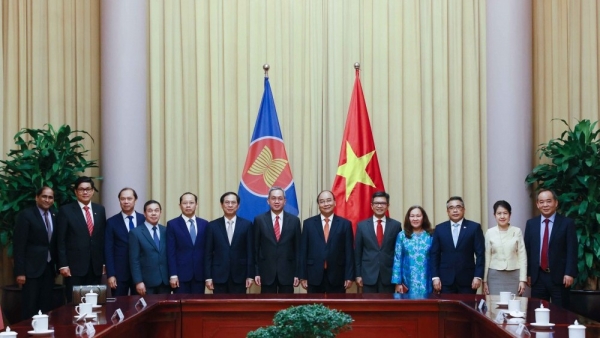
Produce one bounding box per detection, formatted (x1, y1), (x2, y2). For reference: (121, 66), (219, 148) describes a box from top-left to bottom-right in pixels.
(253, 187), (301, 293)
(57, 176), (107, 302)
(354, 191), (401, 293)
(430, 196), (485, 294)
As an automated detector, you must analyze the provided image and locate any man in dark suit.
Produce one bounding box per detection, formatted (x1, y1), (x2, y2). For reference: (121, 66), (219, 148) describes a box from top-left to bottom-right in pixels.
(253, 186), (301, 293)
(524, 189), (578, 308)
(104, 187), (145, 296)
(13, 186), (57, 320)
(129, 200), (170, 295)
(57, 176), (107, 302)
(299, 190), (354, 293)
(354, 191), (401, 293)
(204, 192), (254, 294)
(430, 196), (485, 294)
(166, 192), (209, 294)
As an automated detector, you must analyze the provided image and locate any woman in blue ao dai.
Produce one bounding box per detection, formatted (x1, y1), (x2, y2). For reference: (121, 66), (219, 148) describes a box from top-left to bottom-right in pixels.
(391, 206), (433, 296)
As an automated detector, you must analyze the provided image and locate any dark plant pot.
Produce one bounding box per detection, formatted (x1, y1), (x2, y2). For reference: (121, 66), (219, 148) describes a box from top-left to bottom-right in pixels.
(569, 290), (600, 322)
(1, 284), (66, 325)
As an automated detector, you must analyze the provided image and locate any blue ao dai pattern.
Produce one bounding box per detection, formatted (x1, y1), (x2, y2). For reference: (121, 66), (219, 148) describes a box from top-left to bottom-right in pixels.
(391, 230), (433, 296)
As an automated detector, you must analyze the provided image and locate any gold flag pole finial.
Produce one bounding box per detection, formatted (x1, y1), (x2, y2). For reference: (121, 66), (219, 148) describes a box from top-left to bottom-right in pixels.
(263, 64), (270, 77)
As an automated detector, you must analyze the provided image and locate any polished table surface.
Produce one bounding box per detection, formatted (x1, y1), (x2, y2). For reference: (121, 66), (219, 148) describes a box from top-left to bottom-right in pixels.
(5, 293), (600, 337)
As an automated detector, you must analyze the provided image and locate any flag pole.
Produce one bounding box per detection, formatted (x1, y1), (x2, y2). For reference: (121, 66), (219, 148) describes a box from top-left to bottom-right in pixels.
(263, 64), (270, 77)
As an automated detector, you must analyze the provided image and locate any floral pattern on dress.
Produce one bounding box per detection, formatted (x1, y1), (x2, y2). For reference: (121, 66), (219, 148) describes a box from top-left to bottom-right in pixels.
(391, 230), (433, 297)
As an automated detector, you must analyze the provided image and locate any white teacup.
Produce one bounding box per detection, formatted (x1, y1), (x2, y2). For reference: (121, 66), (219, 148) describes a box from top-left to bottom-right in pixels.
(81, 291), (98, 306)
(508, 299), (521, 312)
(76, 302), (93, 316)
(535, 304), (550, 324)
(0, 327), (18, 337)
(499, 291), (515, 303)
(31, 313), (49, 332)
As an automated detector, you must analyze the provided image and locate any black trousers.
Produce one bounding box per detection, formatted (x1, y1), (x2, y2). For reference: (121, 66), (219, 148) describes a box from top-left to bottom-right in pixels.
(111, 278), (138, 297)
(531, 268), (570, 308)
(146, 283), (171, 295)
(308, 269), (345, 294)
(362, 274), (395, 293)
(214, 278), (247, 294)
(261, 274), (294, 294)
(21, 262), (55, 320)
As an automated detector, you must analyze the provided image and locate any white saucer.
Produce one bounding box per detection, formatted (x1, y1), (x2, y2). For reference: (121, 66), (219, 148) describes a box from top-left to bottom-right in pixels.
(496, 301), (509, 306)
(531, 322), (555, 328)
(509, 311), (525, 318)
(92, 305), (102, 309)
(27, 329), (54, 336)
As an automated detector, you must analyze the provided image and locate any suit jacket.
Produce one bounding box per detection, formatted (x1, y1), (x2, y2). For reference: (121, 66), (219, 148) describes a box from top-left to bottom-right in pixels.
(524, 214), (578, 285)
(13, 206), (57, 278)
(56, 202), (106, 276)
(129, 223), (169, 287)
(430, 219), (485, 287)
(354, 217), (402, 285)
(204, 216), (253, 284)
(104, 211), (145, 281)
(299, 214), (355, 286)
(484, 225), (527, 282)
(253, 211), (301, 285)
(166, 215), (208, 282)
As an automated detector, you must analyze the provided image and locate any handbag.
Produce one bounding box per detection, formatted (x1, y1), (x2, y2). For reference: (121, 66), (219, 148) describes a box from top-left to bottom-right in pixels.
(397, 283), (409, 294)
(72, 285), (108, 304)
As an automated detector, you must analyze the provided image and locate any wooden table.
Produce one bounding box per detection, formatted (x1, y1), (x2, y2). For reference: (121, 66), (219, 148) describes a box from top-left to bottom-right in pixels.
(7, 293), (600, 337)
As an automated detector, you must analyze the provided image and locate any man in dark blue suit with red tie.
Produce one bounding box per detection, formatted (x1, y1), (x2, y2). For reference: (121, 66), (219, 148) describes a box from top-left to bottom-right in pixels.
(105, 187), (145, 296)
(204, 192), (254, 294)
(299, 190), (354, 293)
(524, 189), (577, 308)
(166, 192), (209, 294)
(430, 196), (485, 294)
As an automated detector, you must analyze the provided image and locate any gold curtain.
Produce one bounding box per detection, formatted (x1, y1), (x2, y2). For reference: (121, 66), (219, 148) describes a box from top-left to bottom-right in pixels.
(148, 0), (488, 227)
(0, 0), (101, 287)
(533, 0), (600, 152)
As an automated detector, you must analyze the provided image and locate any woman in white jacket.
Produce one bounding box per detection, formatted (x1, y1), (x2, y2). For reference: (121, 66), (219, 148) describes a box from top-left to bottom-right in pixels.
(483, 200), (527, 296)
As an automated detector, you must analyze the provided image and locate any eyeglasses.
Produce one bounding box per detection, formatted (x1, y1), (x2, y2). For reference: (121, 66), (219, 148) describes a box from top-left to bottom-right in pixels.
(447, 205), (464, 211)
(77, 188), (93, 193)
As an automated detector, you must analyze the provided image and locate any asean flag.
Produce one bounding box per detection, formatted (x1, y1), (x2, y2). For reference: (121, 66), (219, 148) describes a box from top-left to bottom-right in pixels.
(332, 66), (386, 233)
(237, 76), (299, 221)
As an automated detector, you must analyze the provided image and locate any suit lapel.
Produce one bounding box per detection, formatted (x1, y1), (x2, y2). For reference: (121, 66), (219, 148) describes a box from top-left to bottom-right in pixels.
(219, 217), (230, 245)
(268, 212), (279, 243)
(140, 225), (158, 251)
(455, 221), (468, 248)
(72, 203), (88, 232)
(368, 219), (379, 245)
(549, 215), (561, 246)
(159, 226), (167, 253)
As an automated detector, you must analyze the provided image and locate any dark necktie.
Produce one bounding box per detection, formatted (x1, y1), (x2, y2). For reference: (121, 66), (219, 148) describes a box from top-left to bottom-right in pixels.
(127, 215), (135, 231)
(540, 219), (550, 270)
(376, 219), (383, 247)
(44, 211), (52, 241)
(189, 219), (196, 245)
(152, 226), (160, 249)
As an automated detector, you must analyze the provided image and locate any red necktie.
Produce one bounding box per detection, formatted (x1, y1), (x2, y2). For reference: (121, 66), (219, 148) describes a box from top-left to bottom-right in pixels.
(274, 215), (281, 242)
(83, 206), (94, 236)
(376, 219), (383, 247)
(540, 218), (550, 270)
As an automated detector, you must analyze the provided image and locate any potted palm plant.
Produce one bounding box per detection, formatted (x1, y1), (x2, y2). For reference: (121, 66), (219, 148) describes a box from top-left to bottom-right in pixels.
(0, 124), (98, 324)
(247, 304), (353, 337)
(525, 119), (600, 320)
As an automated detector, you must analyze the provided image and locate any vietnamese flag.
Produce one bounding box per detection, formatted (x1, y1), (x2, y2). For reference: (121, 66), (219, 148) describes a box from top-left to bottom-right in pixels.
(332, 66), (386, 233)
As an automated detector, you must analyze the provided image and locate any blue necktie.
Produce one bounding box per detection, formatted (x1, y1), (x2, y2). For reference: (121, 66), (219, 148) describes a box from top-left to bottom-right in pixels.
(152, 226), (160, 249)
(189, 219), (196, 245)
(127, 215), (135, 231)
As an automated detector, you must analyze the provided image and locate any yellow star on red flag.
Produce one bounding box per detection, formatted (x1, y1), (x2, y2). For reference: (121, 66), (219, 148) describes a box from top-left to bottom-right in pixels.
(336, 142), (375, 200)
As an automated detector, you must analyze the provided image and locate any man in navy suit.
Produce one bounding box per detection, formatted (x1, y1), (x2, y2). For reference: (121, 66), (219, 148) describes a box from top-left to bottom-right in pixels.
(354, 191), (402, 293)
(299, 190), (354, 293)
(129, 200), (170, 295)
(524, 189), (578, 308)
(166, 192), (208, 294)
(57, 176), (107, 302)
(13, 186), (57, 320)
(430, 196), (485, 294)
(204, 192), (254, 294)
(105, 187), (145, 296)
(253, 187), (301, 293)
